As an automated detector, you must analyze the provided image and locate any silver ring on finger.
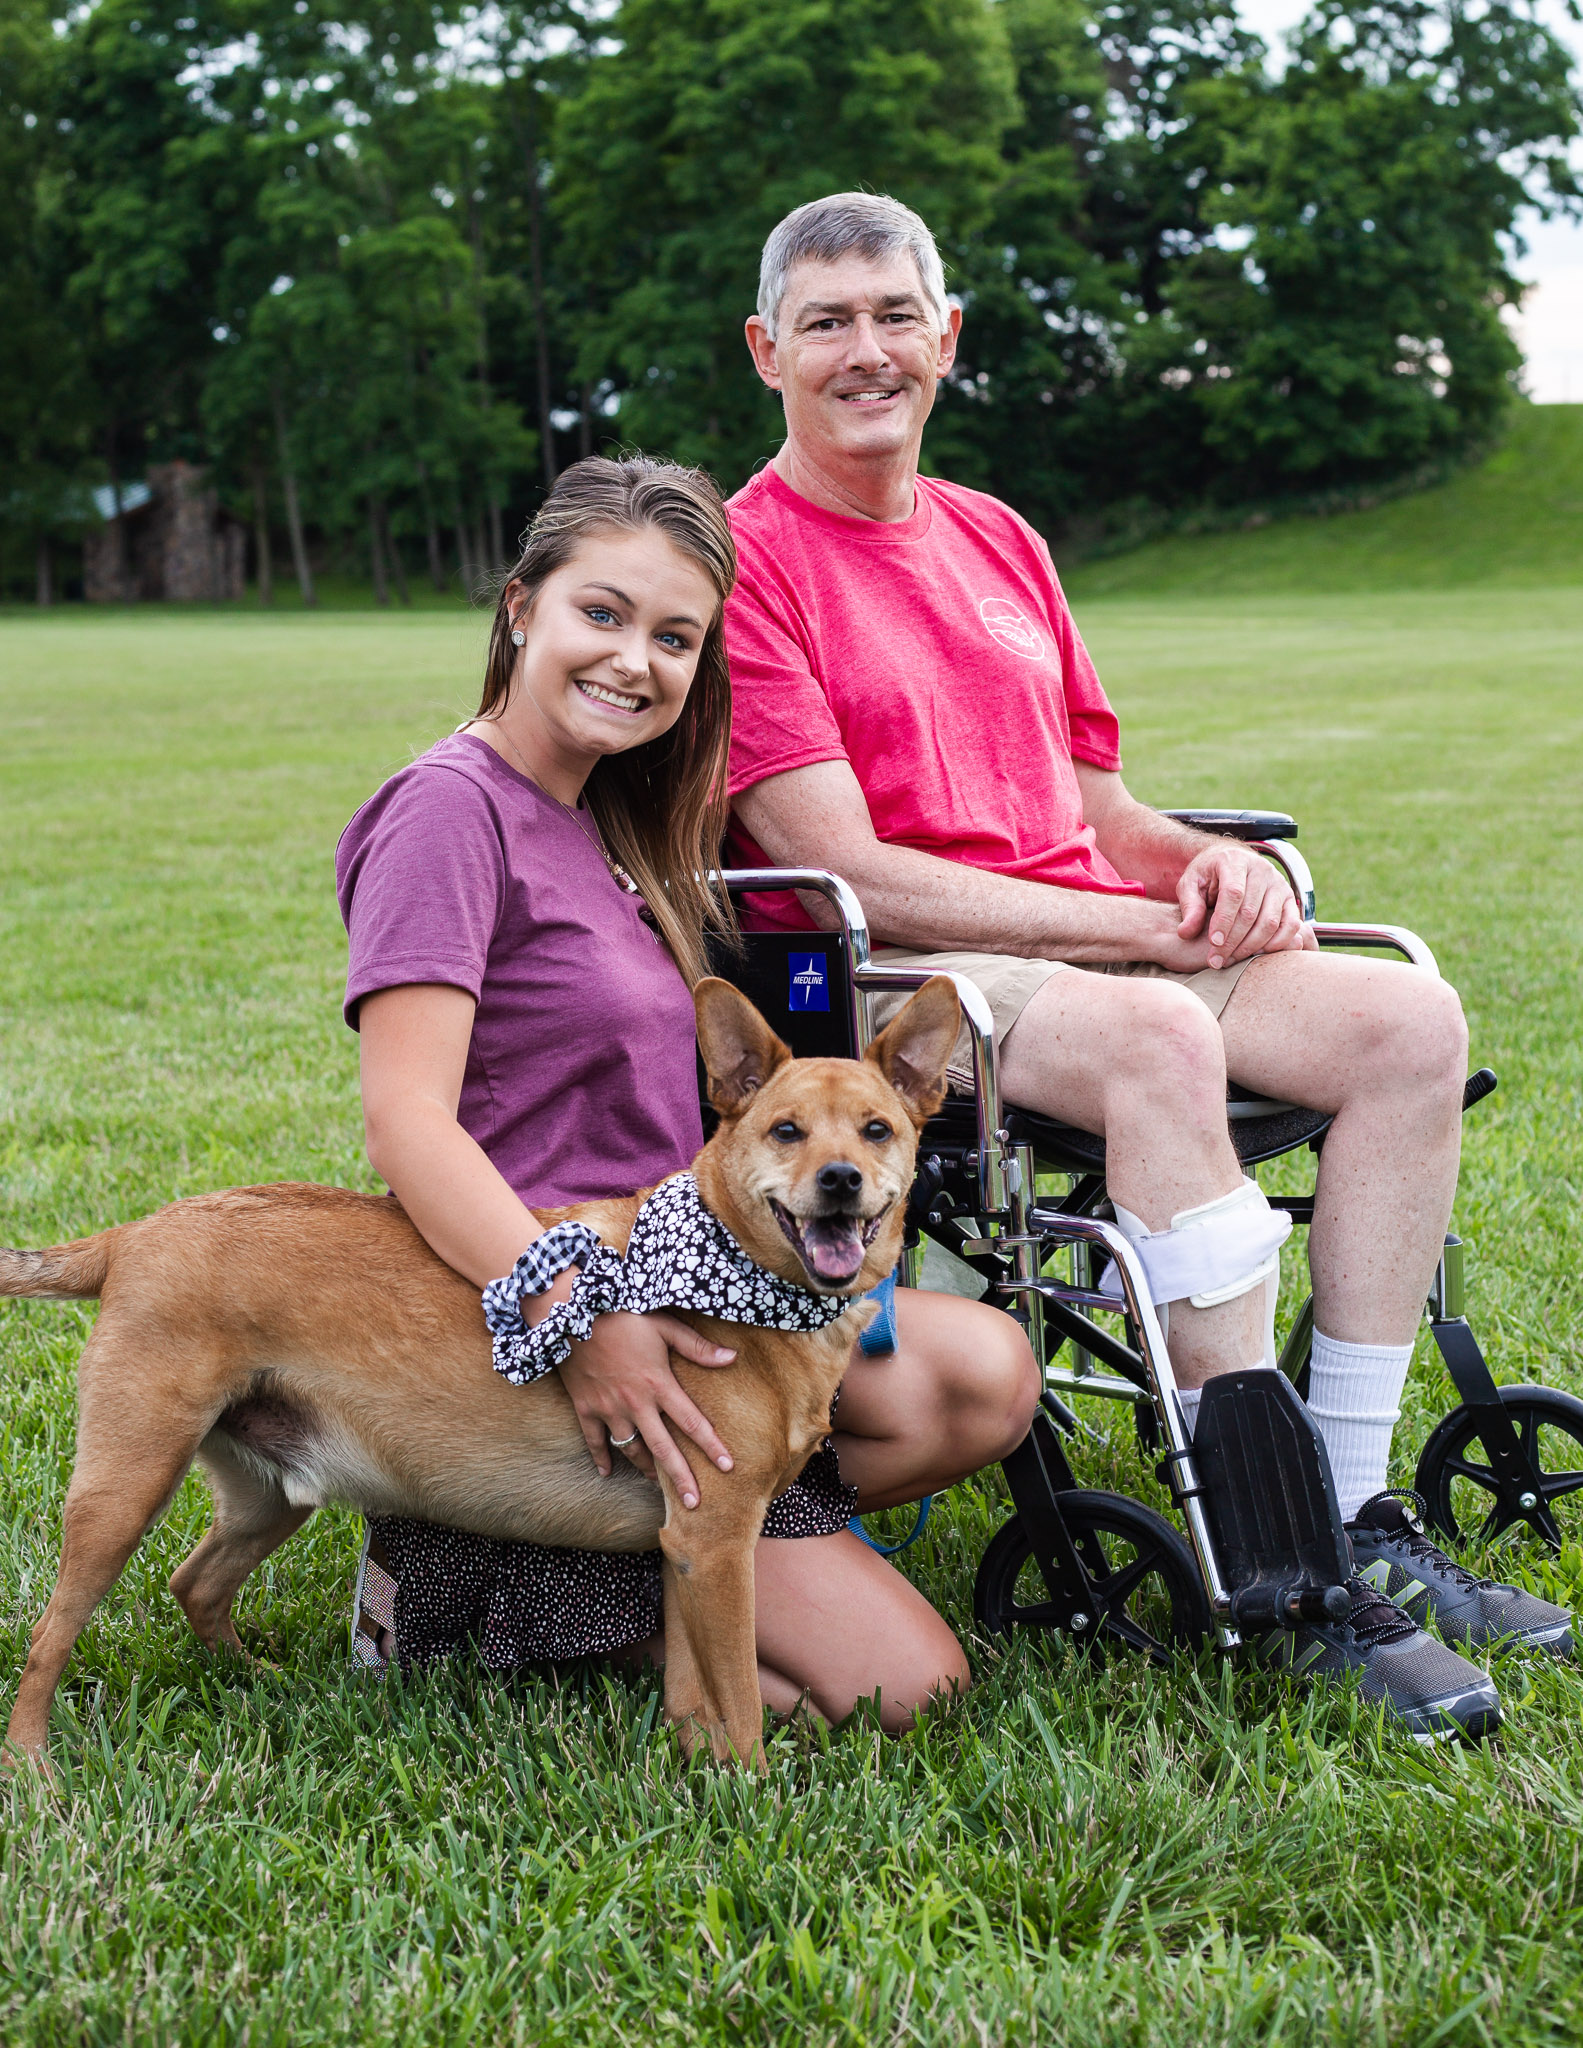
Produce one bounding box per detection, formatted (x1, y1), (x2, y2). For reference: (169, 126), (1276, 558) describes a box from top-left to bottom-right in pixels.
(608, 1429), (640, 1449)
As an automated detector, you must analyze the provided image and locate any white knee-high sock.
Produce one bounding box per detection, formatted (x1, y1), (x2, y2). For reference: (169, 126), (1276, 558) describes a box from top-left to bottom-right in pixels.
(1176, 1385), (1202, 1438)
(1305, 1330), (1415, 1521)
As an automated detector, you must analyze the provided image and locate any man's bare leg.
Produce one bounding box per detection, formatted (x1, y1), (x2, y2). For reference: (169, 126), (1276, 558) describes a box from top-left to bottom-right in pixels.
(1216, 951), (1467, 1345)
(999, 971), (1266, 1386)
(1000, 949), (1467, 1509)
(1215, 949), (1467, 1515)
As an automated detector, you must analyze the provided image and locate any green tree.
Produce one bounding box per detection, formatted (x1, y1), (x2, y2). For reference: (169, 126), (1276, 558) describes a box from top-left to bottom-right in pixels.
(931, 0), (1137, 512)
(950, 0), (1581, 532)
(204, 39), (537, 599)
(0, 0), (97, 600)
(944, 0), (1289, 522)
(28, 0), (539, 599)
(5, 0), (1579, 592)
(552, 0), (1020, 484)
(44, 0), (279, 506)
(469, 2), (602, 486)
(1168, 0), (1583, 492)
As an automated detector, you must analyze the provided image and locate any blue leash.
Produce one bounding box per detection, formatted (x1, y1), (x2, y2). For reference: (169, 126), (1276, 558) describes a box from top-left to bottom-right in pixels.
(849, 1495), (934, 1556)
(846, 1272), (932, 1554)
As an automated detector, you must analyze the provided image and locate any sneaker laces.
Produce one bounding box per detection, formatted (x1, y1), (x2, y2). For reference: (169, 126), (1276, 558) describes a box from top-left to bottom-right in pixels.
(1339, 1572), (1421, 1646)
(1351, 1489), (1495, 1592)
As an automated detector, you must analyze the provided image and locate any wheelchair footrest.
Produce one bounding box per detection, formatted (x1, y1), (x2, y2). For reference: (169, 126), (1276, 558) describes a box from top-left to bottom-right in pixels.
(1192, 1368), (1351, 1630)
(1227, 1579), (1351, 1629)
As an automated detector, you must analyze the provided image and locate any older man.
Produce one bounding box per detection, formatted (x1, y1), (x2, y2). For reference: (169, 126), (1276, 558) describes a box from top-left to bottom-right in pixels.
(722, 190), (1571, 1737)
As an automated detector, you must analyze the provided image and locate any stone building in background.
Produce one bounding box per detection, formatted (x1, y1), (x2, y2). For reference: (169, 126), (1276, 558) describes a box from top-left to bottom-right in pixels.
(84, 460), (247, 602)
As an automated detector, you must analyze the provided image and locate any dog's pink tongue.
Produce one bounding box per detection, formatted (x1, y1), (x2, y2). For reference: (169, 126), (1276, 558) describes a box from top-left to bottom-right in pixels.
(803, 1217), (865, 1283)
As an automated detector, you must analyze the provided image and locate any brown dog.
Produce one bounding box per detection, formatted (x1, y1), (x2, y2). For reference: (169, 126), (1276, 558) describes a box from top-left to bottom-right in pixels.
(0, 975), (960, 1770)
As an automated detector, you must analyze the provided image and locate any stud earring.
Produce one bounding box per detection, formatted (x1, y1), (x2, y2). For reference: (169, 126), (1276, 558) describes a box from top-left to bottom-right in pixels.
(510, 628), (525, 647)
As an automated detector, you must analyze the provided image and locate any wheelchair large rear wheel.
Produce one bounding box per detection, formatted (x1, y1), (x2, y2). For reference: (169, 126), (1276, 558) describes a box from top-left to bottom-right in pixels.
(974, 1490), (1211, 1667)
(1414, 1384), (1583, 1552)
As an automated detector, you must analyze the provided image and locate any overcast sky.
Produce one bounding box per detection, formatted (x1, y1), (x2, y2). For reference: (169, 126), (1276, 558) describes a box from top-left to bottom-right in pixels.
(1235, 0), (1583, 402)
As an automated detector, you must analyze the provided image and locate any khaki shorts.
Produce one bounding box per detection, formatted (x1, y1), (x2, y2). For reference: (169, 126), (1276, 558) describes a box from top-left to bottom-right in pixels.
(870, 946), (1260, 1090)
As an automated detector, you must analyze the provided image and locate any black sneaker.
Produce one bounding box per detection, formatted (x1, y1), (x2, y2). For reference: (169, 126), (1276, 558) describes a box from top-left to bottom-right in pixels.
(1347, 1490), (1574, 1659)
(1248, 1573), (1501, 1742)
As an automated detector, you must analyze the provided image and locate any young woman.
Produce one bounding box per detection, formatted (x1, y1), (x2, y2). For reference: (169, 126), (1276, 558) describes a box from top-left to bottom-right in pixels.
(336, 456), (1038, 1731)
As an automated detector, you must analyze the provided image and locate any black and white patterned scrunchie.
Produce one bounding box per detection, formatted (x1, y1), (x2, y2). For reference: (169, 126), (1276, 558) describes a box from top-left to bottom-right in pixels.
(481, 1174), (853, 1388)
(482, 1220), (627, 1386)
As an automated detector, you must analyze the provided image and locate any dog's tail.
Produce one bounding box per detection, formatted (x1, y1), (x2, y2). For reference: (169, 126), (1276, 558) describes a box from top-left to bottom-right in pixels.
(0, 1230), (117, 1301)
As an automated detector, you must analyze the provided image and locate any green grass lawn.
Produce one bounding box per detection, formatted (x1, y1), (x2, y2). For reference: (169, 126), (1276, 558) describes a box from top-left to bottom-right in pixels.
(2, 569), (1582, 2045)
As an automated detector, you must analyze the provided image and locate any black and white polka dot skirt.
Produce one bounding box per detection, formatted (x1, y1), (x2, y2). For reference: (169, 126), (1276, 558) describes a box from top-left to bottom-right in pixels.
(353, 1435), (857, 1672)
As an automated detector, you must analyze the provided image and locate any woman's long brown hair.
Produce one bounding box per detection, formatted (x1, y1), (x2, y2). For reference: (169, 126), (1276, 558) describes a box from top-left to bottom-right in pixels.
(477, 456), (738, 988)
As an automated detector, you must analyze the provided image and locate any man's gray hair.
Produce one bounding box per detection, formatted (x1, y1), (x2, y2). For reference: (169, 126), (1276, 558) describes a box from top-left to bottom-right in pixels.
(757, 192), (951, 341)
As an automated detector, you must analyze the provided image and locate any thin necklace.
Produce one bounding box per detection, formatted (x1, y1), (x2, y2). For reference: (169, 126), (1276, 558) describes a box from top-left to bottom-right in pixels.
(473, 719), (641, 896)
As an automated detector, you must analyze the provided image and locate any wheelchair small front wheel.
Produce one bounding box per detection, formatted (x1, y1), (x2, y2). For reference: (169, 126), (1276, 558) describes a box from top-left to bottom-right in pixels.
(1414, 1384), (1583, 1552)
(973, 1490), (1211, 1667)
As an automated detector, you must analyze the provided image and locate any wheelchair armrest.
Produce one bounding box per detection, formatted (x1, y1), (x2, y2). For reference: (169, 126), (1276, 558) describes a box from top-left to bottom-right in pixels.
(1161, 808), (1298, 842)
(712, 865), (1015, 1210)
(1312, 922), (1439, 975)
(854, 960), (1013, 1212)
(1157, 812), (1313, 920)
(712, 867), (871, 953)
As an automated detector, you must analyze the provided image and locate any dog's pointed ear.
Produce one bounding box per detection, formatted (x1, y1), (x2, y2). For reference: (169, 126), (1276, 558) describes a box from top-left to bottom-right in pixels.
(864, 975), (960, 1125)
(694, 978), (792, 1117)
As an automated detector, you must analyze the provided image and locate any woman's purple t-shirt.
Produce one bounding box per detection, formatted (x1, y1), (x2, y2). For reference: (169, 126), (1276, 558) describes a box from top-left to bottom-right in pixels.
(336, 733), (703, 1207)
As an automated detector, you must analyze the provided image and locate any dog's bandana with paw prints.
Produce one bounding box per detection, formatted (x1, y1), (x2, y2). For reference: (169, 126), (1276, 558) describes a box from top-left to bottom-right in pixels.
(483, 1172), (854, 1387)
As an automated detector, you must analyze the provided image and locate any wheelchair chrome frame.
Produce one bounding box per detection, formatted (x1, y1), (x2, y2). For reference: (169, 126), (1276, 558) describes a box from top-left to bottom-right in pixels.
(715, 859), (1450, 1649)
(717, 866), (1238, 1638)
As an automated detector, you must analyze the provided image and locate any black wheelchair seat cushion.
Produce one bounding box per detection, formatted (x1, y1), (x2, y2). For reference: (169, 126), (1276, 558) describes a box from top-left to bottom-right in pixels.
(921, 1094), (1332, 1172)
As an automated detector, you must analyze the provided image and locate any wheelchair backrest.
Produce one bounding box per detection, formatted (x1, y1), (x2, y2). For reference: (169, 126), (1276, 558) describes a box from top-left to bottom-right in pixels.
(704, 930), (860, 1061)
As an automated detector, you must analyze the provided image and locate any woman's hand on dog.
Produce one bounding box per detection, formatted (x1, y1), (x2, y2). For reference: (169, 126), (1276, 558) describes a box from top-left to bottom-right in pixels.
(557, 1312), (736, 1506)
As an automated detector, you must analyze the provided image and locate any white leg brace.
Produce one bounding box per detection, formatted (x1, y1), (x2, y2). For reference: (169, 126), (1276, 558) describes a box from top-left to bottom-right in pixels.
(1102, 1178), (1289, 1376)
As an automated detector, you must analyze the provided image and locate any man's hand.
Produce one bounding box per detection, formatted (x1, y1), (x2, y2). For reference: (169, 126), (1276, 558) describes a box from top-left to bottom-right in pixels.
(557, 1312), (736, 1508)
(1175, 841), (1314, 969)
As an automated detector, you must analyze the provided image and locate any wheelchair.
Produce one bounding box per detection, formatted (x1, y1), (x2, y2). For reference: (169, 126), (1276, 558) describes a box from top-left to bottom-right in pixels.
(710, 813), (1583, 1668)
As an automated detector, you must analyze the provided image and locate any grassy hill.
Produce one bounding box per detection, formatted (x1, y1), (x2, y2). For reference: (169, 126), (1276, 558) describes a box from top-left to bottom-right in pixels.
(1063, 403), (1583, 599)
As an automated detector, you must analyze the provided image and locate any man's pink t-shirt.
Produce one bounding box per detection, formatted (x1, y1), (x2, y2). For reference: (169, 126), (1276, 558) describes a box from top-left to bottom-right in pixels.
(724, 467), (1143, 932)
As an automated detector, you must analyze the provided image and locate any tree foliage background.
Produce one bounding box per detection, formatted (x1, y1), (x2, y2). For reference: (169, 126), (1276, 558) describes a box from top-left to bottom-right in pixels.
(1, 0), (1578, 600)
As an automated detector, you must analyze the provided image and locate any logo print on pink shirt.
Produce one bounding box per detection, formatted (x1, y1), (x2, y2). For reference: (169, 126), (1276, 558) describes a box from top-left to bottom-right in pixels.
(978, 596), (1045, 660)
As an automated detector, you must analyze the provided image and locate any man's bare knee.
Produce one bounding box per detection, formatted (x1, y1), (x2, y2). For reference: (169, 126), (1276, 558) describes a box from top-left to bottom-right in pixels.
(1104, 981), (1227, 1110)
(1412, 973), (1469, 1080)
(1364, 970), (1469, 1096)
(1004, 973), (1223, 1131)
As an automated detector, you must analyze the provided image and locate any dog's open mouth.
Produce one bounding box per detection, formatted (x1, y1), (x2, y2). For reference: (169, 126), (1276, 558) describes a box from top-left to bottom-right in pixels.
(769, 1200), (891, 1289)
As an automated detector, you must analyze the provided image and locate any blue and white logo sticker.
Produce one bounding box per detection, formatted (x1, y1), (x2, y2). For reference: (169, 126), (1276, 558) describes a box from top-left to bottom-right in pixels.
(788, 953), (830, 1013)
